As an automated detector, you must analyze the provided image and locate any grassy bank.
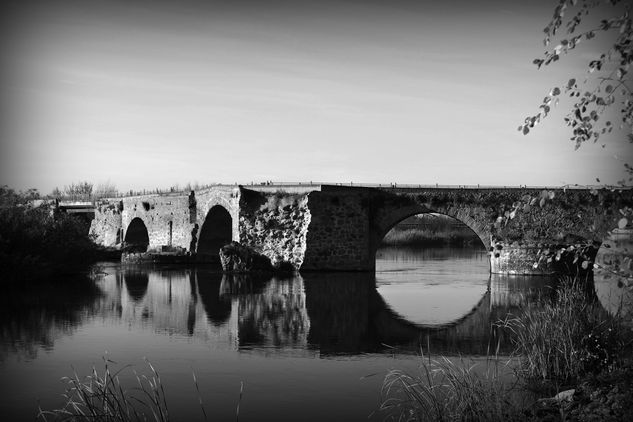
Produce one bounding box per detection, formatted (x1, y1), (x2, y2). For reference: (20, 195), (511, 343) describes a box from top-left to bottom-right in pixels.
(381, 214), (480, 247)
(1, 186), (103, 279)
(380, 278), (633, 421)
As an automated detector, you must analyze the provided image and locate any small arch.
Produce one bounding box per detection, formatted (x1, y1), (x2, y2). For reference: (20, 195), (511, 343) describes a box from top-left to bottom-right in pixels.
(124, 217), (149, 253)
(197, 205), (233, 260)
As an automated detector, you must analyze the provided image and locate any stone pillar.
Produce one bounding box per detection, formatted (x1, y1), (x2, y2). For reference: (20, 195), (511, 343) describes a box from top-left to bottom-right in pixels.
(489, 243), (556, 275)
(594, 228), (633, 324)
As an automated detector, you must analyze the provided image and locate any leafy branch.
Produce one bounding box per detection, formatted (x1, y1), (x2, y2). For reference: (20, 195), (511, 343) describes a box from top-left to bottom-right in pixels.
(519, 0), (632, 184)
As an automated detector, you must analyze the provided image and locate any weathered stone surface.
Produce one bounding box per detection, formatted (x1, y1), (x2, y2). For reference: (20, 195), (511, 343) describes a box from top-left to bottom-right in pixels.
(219, 242), (274, 273)
(237, 189), (309, 271)
(89, 184), (633, 274)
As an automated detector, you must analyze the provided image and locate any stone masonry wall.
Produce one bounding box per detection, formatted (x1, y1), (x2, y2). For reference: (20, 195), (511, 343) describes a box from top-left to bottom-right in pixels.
(120, 194), (191, 251)
(237, 188), (311, 270)
(387, 187), (633, 274)
(301, 190), (372, 271)
(90, 200), (123, 246)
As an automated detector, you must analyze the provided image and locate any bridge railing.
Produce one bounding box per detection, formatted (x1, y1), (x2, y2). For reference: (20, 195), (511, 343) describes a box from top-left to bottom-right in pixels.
(241, 181), (619, 190)
(44, 182), (627, 202)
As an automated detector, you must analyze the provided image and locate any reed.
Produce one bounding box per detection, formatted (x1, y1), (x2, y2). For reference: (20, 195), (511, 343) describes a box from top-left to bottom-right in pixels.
(380, 357), (524, 422)
(38, 357), (170, 422)
(502, 277), (626, 385)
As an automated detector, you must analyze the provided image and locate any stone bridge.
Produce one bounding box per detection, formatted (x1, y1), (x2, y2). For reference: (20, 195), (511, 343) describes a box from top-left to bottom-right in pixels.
(89, 184), (633, 274)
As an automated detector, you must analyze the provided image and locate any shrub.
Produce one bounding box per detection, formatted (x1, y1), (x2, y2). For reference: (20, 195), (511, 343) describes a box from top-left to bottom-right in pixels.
(0, 186), (100, 278)
(502, 277), (627, 384)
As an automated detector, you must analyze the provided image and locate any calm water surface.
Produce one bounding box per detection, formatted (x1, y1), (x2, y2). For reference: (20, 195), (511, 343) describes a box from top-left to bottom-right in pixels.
(0, 246), (555, 421)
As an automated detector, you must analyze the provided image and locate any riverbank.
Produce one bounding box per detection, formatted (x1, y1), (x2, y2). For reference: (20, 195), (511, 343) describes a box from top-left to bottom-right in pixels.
(380, 278), (633, 421)
(529, 362), (633, 421)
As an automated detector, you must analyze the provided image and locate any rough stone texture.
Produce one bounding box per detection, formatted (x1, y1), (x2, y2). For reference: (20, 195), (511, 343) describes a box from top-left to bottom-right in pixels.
(219, 242), (274, 273)
(89, 200), (123, 246)
(89, 187), (239, 257)
(237, 188), (311, 270)
(194, 186), (241, 246)
(89, 185), (633, 274)
(372, 186), (632, 275)
(302, 189), (372, 271)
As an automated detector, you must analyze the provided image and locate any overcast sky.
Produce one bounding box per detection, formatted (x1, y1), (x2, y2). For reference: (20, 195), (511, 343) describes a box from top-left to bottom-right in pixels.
(1, 0), (631, 193)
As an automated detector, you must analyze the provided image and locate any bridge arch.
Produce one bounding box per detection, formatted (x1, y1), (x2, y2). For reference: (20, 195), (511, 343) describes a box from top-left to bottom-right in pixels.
(197, 204), (233, 259)
(124, 217), (150, 252)
(371, 206), (490, 267)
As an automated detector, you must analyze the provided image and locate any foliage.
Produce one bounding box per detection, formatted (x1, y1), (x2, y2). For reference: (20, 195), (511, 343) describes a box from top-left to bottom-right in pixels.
(380, 357), (525, 422)
(519, 0), (632, 183)
(0, 185), (100, 278)
(63, 181), (94, 200)
(502, 277), (628, 384)
(37, 357), (170, 422)
(93, 181), (118, 199)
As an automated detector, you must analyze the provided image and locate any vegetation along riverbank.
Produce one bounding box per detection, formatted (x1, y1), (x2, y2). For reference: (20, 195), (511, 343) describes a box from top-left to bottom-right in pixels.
(0, 186), (110, 280)
(380, 277), (633, 421)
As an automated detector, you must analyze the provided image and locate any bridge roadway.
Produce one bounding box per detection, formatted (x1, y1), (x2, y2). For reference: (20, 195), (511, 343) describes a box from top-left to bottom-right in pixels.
(81, 183), (632, 274)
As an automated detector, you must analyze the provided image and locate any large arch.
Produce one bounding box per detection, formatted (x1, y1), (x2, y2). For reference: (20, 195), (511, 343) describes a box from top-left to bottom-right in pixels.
(197, 205), (233, 260)
(371, 207), (490, 269)
(124, 217), (150, 253)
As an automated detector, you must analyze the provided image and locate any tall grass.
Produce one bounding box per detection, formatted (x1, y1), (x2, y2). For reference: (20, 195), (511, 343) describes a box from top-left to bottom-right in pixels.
(38, 357), (170, 422)
(380, 357), (524, 422)
(380, 277), (632, 421)
(502, 277), (627, 385)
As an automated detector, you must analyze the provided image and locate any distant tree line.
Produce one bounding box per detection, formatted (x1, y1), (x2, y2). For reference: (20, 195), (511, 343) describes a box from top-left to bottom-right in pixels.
(50, 181), (118, 201)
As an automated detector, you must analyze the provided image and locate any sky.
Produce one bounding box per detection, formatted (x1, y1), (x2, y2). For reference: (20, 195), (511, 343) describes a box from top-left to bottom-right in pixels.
(1, 0), (631, 193)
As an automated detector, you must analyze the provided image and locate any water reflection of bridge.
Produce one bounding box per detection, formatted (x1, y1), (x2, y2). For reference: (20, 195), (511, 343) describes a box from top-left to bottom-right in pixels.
(94, 268), (554, 357)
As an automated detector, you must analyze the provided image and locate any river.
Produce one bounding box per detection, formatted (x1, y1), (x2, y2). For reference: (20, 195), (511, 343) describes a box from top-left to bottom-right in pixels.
(0, 245), (557, 421)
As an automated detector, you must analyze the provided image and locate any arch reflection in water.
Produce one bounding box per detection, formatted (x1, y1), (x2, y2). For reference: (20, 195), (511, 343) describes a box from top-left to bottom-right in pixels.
(94, 255), (559, 357)
(97, 268), (312, 351)
(375, 246), (490, 326)
(123, 270), (149, 302)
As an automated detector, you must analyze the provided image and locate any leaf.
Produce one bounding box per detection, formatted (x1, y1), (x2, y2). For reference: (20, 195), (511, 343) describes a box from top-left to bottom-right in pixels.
(539, 197), (546, 208)
(618, 218), (628, 229)
(567, 78), (576, 89)
(581, 260), (589, 269)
